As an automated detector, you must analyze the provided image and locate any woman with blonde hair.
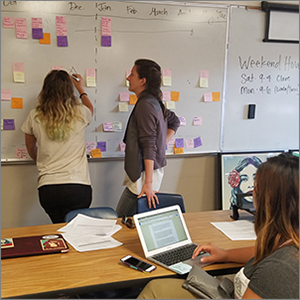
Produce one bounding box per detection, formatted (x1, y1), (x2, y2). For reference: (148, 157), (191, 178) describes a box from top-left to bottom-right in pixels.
(22, 70), (93, 223)
(138, 153), (299, 299)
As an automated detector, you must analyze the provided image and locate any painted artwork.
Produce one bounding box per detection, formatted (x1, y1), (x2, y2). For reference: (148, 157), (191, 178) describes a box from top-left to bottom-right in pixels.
(220, 151), (283, 210)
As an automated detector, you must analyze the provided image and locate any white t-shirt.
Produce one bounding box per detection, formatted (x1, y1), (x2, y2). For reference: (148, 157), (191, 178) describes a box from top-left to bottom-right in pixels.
(123, 168), (164, 195)
(21, 105), (92, 188)
(234, 267), (250, 299)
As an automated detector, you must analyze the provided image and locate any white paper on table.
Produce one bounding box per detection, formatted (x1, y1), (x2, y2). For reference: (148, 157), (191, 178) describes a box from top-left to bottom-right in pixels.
(62, 233), (123, 252)
(210, 220), (256, 241)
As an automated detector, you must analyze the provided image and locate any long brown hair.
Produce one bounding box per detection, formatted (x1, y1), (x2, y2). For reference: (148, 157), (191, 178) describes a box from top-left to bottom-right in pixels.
(134, 59), (167, 119)
(253, 153), (299, 264)
(36, 70), (83, 141)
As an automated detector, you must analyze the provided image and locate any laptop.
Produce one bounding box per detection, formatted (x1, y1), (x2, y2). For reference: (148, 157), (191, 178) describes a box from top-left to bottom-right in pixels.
(134, 205), (211, 275)
(1, 234), (69, 259)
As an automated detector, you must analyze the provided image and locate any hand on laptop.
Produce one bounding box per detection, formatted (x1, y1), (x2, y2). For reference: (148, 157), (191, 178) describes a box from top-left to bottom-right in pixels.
(192, 243), (228, 263)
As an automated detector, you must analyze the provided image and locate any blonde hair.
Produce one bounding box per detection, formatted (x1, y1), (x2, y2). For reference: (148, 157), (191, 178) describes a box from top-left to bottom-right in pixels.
(36, 70), (83, 141)
(253, 153), (299, 265)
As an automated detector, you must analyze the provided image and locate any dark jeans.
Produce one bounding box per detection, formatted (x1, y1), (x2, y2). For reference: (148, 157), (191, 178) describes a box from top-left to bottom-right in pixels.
(38, 184), (92, 223)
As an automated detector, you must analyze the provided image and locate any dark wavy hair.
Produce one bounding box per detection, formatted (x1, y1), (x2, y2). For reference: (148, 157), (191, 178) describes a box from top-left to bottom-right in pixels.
(253, 153), (299, 264)
(134, 59), (166, 119)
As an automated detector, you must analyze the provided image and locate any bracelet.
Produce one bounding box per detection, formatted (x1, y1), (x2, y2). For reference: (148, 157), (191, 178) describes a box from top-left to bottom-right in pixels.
(79, 92), (88, 99)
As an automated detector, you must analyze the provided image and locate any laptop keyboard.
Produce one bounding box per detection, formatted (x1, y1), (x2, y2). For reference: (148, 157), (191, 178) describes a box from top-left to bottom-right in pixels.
(152, 244), (198, 266)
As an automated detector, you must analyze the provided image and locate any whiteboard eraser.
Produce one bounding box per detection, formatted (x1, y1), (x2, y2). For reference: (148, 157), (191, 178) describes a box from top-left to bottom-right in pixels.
(248, 104), (256, 119)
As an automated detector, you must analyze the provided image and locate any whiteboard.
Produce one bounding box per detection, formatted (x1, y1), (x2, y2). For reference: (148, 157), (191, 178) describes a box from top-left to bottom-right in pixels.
(221, 7), (299, 152)
(1, 1), (228, 161)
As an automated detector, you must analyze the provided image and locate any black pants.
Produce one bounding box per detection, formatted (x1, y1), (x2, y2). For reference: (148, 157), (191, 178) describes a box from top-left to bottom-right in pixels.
(38, 184), (92, 223)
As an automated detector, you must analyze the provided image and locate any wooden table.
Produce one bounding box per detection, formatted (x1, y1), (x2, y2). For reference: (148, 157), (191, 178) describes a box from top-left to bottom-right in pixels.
(1, 210), (255, 299)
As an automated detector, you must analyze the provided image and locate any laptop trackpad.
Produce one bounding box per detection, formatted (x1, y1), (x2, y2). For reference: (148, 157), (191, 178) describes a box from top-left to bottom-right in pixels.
(183, 251), (211, 267)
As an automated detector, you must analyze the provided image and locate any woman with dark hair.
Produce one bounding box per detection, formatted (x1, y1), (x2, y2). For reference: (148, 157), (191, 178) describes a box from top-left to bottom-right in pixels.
(228, 156), (262, 209)
(137, 153), (299, 299)
(21, 70), (93, 223)
(116, 59), (180, 217)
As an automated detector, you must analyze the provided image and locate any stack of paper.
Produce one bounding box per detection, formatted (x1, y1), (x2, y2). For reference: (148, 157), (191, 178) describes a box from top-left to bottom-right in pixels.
(58, 214), (123, 252)
(211, 220), (256, 241)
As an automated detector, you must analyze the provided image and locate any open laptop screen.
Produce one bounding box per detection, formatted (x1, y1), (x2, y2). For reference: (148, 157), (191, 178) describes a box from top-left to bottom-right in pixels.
(136, 209), (188, 252)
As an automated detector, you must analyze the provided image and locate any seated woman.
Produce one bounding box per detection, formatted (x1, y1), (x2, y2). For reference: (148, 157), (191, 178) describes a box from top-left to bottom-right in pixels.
(137, 153), (299, 299)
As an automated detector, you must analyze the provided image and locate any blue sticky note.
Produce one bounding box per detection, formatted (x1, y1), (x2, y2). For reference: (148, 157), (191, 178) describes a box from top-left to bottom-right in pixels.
(194, 137), (202, 148)
(3, 119), (15, 130)
(175, 138), (184, 148)
(57, 36), (68, 47)
(32, 28), (43, 39)
(97, 141), (106, 152)
(102, 35), (111, 47)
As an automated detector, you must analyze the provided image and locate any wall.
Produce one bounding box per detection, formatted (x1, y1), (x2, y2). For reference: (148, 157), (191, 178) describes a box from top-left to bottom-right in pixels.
(1, 155), (219, 228)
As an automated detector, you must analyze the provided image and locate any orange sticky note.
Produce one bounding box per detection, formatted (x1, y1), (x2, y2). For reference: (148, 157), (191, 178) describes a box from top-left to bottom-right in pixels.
(174, 147), (184, 154)
(212, 92), (220, 102)
(11, 97), (23, 109)
(91, 148), (102, 158)
(40, 33), (51, 44)
(170, 91), (180, 102)
(129, 94), (137, 105)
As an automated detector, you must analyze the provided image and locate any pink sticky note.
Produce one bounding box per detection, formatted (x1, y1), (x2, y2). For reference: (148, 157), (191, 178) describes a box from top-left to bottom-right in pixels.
(16, 148), (28, 159)
(200, 70), (209, 79)
(203, 92), (212, 102)
(185, 139), (194, 149)
(16, 18), (28, 39)
(56, 16), (67, 36)
(119, 91), (129, 102)
(162, 91), (171, 101)
(101, 17), (111, 36)
(178, 116), (186, 126)
(103, 122), (113, 132)
(193, 116), (202, 126)
(13, 62), (24, 72)
(1, 89), (12, 101)
(85, 142), (96, 152)
(3, 17), (15, 28)
(86, 68), (96, 77)
(120, 141), (126, 152)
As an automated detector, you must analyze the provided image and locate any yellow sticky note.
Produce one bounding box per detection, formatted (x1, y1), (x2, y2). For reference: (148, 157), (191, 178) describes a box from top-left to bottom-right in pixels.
(40, 33), (51, 44)
(11, 97), (23, 109)
(86, 77), (96, 87)
(174, 147), (184, 154)
(91, 148), (102, 158)
(170, 91), (180, 102)
(13, 72), (25, 83)
(129, 94), (137, 105)
(118, 102), (129, 112)
(1, 119), (3, 131)
(212, 92), (220, 102)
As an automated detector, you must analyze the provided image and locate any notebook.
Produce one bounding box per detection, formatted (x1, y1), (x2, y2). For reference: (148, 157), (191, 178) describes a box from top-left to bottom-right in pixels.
(134, 205), (211, 275)
(1, 234), (69, 259)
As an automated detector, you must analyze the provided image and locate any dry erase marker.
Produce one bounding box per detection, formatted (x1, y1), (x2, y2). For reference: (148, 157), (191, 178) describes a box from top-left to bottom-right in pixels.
(72, 75), (80, 82)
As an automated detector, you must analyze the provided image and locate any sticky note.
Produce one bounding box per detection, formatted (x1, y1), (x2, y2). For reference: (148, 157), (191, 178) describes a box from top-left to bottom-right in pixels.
(125, 69), (131, 87)
(15, 18), (28, 39)
(199, 70), (209, 88)
(91, 148), (102, 158)
(165, 101), (176, 110)
(194, 136), (202, 148)
(13, 62), (25, 83)
(85, 142), (96, 152)
(212, 92), (220, 102)
(16, 148), (27, 159)
(3, 119), (15, 130)
(52, 65), (62, 70)
(175, 138), (184, 148)
(1, 89), (11, 101)
(167, 138), (175, 147)
(174, 147), (184, 154)
(203, 92), (212, 102)
(56, 16), (68, 47)
(193, 116), (202, 126)
(11, 97), (23, 109)
(118, 102), (129, 112)
(170, 91), (180, 102)
(178, 116), (186, 126)
(119, 91), (129, 102)
(162, 91), (171, 101)
(113, 121), (122, 132)
(120, 141), (126, 151)
(57, 35), (68, 47)
(129, 94), (137, 105)
(86, 68), (96, 87)
(40, 33), (51, 44)
(1, 119), (3, 131)
(103, 122), (114, 132)
(32, 18), (43, 39)
(101, 17), (111, 47)
(162, 69), (172, 86)
(97, 142), (106, 152)
(3, 17), (15, 28)
(185, 139), (194, 149)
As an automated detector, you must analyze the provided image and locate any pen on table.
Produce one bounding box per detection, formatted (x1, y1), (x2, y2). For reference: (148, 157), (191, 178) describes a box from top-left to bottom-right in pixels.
(72, 75), (80, 82)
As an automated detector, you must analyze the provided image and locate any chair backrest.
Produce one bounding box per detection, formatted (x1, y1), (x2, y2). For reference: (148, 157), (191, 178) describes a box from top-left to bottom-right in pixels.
(136, 193), (186, 214)
(64, 207), (118, 222)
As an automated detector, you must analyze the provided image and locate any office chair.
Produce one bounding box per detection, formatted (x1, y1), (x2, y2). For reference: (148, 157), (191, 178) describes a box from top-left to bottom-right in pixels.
(136, 192), (186, 214)
(64, 207), (118, 222)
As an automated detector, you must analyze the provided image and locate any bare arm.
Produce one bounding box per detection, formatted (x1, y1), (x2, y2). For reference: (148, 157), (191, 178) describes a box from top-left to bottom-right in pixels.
(138, 159), (159, 208)
(25, 133), (37, 162)
(166, 128), (176, 144)
(70, 74), (94, 116)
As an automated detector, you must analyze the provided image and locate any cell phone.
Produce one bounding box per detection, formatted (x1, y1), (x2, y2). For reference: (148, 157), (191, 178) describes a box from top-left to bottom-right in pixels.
(120, 255), (156, 273)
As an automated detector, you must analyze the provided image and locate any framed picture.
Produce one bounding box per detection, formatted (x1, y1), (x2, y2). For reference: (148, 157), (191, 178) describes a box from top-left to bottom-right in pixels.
(219, 151), (284, 210)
